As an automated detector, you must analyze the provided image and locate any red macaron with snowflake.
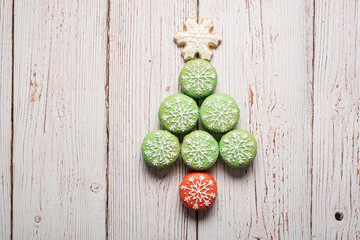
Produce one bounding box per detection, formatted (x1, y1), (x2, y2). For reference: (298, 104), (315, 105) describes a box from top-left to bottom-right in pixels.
(179, 172), (217, 211)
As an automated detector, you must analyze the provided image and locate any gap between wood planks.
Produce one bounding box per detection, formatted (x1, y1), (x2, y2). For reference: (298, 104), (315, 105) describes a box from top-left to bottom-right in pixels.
(310, 0), (316, 236)
(106, 0), (111, 238)
(10, 0), (15, 239)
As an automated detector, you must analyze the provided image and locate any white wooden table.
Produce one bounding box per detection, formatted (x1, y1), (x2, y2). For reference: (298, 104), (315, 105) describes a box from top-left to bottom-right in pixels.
(1, 0), (359, 239)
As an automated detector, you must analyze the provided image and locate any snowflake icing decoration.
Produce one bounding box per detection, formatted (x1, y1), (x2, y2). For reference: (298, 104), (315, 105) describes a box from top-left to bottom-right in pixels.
(182, 61), (216, 96)
(202, 97), (238, 132)
(182, 132), (217, 168)
(221, 132), (255, 164)
(144, 132), (178, 166)
(180, 175), (216, 210)
(174, 18), (221, 61)
(161, 97), (197, 132)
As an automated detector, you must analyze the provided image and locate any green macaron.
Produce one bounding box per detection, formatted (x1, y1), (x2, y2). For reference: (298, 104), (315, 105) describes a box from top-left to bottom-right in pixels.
(158, 94), (199, 134)
(219, 129), (257, 168)
(181, 130), (219, 170)
(179, 59), (217, 98)
(141, 130), (180, 169)
(200, 93), (240, 133)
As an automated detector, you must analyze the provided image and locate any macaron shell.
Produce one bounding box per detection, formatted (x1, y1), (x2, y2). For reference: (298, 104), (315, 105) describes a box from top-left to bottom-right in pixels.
(179, 172), (217, 211)
(200, 93), (240, 133)
(219, 129), (257, 168)
(179, 59), (217, 98)
(181, 130), (219, 170)
(158, 93), (199, 134)
(141, 130), (180, 169)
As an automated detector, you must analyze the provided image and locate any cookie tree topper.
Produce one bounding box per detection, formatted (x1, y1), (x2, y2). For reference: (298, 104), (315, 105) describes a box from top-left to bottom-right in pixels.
(174, 18), (221, 61)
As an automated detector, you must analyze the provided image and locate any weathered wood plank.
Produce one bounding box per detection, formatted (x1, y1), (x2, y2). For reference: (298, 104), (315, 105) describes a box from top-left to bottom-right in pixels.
(12, 0), (108, 239)
(198, 0), (314, 239)
(108, 0), (198, 239)
(312, 0), (360, 238)
(0, 0), (13, 239)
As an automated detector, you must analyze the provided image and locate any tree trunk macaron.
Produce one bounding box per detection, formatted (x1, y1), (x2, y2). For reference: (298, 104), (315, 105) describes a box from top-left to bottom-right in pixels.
(179, 172), (217, 211)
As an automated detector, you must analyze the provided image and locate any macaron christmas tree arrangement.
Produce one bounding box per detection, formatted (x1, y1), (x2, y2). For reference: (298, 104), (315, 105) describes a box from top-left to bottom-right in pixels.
(141, 18), (258, 211)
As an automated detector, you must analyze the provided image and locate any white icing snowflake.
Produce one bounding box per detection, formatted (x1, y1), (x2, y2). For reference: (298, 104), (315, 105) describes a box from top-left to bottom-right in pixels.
(180, 175), (216, 210)
(161, 97), (197, 132)
(221, 132), (255, 164)
(181, 61), (216, 96)
(201, 96), (238, 132)
(174, 18), (221, 61)
(145, 132), (178, 166)
(182, 132), (217, 168)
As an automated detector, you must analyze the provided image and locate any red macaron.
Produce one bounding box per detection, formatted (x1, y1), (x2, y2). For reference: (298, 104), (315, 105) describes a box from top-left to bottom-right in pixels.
(179, 172), (217, 211)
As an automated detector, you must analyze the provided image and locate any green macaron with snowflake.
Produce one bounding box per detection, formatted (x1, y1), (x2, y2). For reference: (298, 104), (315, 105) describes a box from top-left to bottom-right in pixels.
(200, 93), (240, 133)
(158, 94), (199, 134)
(141, 130), (180, 169)
(219, 129), (257, 168)
(181, 130), (219, 170)
(179, 59), (217, 98)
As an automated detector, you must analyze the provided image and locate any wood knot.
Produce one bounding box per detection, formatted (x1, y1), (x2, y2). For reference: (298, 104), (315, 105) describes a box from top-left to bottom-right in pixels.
(335, 211), (344, 221)
(90, 183), (101, 193)
(330, 88), (350, 114)
(34, 215), (41, 223)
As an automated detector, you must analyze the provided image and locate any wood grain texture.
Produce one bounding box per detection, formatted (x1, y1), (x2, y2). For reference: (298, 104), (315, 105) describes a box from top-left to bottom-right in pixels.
(12, 0), (107, 239)
(198, 0), (314, 239)
(1, 0), (360, 238)
(312, 0), (360, 239)
(108, 0), (198, 239)
(0, 0), (13, 239)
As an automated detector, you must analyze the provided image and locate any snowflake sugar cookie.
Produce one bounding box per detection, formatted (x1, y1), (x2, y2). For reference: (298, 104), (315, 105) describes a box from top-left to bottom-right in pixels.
(174, 17), (221, 61)
(179, 172), (217, 211)
(219, 129), (257, 168)
(200, 93), (240, 133)
(181, 130), (219, 170)
(141, 130), (180, 169)
(158, 94), (199, 134)
(179, 59), (217, 98)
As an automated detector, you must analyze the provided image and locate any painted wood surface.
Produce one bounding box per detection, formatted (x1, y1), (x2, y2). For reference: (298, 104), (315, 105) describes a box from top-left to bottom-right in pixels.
(1, 0), (360, 239)
(12, 0), (107, 239)
(198, 0), (314, 239)
(108, 0), (198, 239)
(0, 0), (13, 239)
(312, 0), (360, 239)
